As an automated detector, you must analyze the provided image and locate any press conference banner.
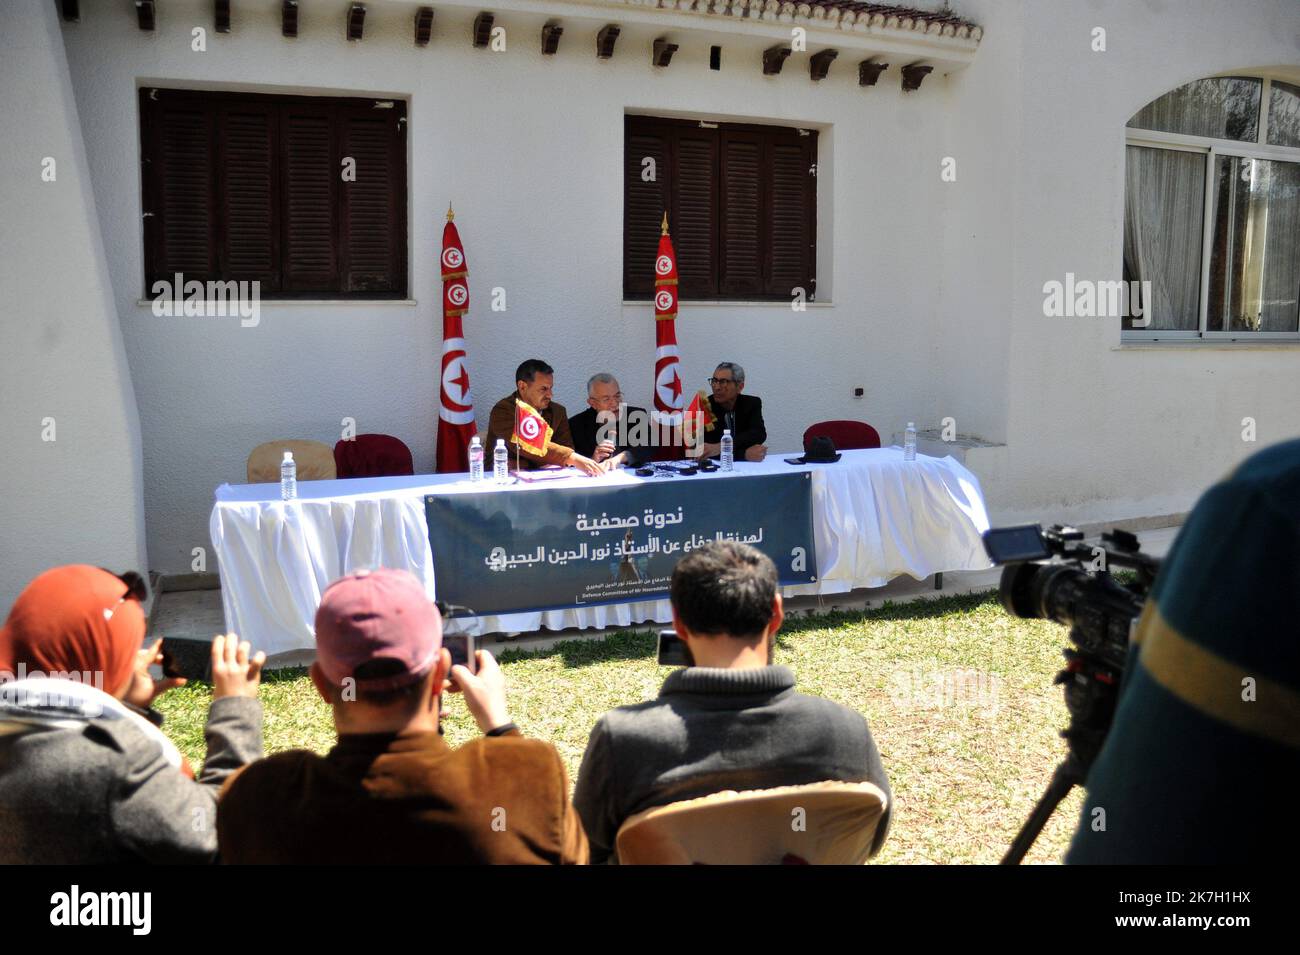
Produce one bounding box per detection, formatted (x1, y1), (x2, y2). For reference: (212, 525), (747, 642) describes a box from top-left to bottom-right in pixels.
(425, 472), (817, 616)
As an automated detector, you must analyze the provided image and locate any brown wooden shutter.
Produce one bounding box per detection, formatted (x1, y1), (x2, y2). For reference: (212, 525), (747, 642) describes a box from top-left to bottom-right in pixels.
(624, 117), (671, 299)
(143, 92), (218, 286)
(719, 130), (764, 297)
(339, 102), (406, 294)
(280, 101), (338, 293)
(217, 101), (279, 290)
(766, 131), (816, 299)
(142, 90), (408, 299)
(672, 127), (718, 298)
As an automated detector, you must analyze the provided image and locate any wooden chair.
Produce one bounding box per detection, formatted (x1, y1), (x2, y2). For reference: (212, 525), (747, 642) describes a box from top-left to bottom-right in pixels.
(615, 780), (889, 865)
(246, 439), (336, 484)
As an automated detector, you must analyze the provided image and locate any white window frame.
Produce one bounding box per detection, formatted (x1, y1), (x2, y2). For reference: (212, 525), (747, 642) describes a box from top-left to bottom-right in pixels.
(1123, 75), (1300, 343)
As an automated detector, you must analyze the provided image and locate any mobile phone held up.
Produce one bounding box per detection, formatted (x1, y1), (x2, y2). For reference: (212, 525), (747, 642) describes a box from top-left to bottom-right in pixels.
(656, 629), (693, 668)
(444, 634), (478, 675)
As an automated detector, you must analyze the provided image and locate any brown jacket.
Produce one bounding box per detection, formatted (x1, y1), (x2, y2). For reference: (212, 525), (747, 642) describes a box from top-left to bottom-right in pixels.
(486, 393), (575, 469)
(216, 728), (588, 864)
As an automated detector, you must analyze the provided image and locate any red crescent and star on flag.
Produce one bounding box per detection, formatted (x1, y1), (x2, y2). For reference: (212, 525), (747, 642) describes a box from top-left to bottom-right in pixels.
(653, 213), (685, 421)
(436, 204), (478, 473)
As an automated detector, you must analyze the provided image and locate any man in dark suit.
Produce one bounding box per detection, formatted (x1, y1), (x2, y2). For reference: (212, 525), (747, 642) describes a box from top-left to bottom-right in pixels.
(568, 373), (650, 471)
(702, 362), (768, 462)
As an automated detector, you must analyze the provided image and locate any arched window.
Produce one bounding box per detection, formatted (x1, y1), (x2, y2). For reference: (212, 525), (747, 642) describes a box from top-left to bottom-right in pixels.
(1124, 75), (1300, 340)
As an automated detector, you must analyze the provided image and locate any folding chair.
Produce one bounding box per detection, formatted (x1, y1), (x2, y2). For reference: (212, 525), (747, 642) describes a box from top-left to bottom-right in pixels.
(615, 780), (888, 865)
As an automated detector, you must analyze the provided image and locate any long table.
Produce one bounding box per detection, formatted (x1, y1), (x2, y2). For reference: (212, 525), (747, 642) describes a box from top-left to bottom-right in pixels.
(210, 448), (993, 655)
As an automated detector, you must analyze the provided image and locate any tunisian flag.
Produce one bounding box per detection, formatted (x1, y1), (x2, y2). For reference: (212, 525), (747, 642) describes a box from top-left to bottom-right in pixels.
(513, 398), (553, 458)
(652, 214), (685, 458)
(683, 390), (712, 456)
(436, 205), (477, 473)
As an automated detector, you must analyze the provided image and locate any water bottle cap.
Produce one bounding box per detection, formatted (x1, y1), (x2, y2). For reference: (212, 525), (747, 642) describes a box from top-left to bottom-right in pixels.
(282, 451), (293, 462)
(723, 429), (731, 436)
(907, 422), (915, 428)
(470, 436), (480, 446)
(496, 439), (505, 448)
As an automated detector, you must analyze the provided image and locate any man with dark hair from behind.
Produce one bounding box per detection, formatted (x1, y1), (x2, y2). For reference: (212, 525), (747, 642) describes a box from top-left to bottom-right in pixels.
(1067, 438), (1300, 864)
(485, 358), (602, 475)
(573, 541), (892, 863)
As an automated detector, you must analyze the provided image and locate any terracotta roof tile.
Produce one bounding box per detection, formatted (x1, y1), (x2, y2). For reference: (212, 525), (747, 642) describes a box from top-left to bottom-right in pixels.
(806, 2), (977, 30)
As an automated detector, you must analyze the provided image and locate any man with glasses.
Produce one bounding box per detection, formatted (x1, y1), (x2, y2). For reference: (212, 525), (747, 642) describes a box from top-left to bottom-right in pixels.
(701, 362), (768, 462)
(568, 373), (651, 471)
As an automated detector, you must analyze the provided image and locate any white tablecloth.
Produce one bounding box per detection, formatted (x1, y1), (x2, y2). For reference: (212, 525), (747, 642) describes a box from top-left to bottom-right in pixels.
(209, 448), (992, 654)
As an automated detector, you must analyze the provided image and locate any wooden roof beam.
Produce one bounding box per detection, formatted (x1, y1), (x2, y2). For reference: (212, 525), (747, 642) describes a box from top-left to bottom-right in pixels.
(652, 38), (678, 68)
(282, 1), (298, 38)
(902, 63), (934, 91)
(135, 0), (155, 31)
(473, 12), (494, 48)
(347, 3), (366, 42)
(415, 7), (434, 47)
(810, 49), (838, 81)
(542, 22), (563, 55)
(858, 60), (889, 86)
(596, 24), (620, 59)
(763, 45), (791, 75)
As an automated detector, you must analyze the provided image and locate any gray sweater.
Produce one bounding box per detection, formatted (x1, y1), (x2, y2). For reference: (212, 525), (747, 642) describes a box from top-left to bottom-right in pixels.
(0, 693), (262, 864)
(573, 665), (892, 864)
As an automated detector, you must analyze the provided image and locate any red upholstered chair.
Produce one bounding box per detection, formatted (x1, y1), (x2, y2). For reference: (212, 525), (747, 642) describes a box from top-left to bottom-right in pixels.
(333, 434), (415, 478)
(802, 420), (881, 451)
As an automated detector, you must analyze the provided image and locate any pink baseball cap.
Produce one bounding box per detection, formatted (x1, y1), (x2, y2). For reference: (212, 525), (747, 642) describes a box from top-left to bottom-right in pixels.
(313, 568), (442, 691)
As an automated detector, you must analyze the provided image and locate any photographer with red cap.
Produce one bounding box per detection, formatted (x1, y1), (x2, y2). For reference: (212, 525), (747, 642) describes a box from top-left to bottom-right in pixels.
(216, 567), (587, 864)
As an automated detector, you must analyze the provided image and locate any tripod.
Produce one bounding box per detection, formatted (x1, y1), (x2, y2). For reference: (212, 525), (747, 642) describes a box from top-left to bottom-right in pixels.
(1001, 644), (1121, 865)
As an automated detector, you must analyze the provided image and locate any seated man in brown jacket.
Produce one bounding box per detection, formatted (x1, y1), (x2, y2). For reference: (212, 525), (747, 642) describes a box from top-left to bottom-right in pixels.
(217, 568), (587, 864)
(486, 358), (602, 475)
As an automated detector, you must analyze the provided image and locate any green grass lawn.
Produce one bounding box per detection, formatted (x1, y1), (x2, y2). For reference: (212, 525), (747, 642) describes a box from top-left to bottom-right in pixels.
(156, 589), (1085, 864)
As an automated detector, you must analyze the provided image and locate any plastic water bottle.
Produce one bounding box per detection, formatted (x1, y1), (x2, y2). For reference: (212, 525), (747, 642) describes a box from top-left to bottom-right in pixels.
(720, 429), (734, 471)
(280, 450), (297, 500)
(493, 439), (509, 484)
(904, 422), (917, 462)
(468, 436), (484, 482)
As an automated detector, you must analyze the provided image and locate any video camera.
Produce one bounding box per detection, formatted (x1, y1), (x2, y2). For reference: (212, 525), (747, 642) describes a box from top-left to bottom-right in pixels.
(984, 523), (1160, 672)
(980, 523), (1162, 864)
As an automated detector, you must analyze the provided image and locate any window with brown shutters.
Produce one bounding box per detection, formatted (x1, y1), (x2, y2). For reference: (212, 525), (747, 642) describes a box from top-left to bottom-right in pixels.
(624, 115), (816, 302)
(140, 89), (407, 299)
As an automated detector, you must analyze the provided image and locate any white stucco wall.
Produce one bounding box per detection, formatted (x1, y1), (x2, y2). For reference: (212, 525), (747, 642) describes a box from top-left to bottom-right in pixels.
(0, 0), (148, 610)
(59, 0), (955, 574)
(955, 0), (1300, 526)
(48, 0), (1300, 576)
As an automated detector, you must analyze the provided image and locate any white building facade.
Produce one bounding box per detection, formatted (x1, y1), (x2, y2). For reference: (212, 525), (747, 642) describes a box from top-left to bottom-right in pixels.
(2, 0), (1298, 606)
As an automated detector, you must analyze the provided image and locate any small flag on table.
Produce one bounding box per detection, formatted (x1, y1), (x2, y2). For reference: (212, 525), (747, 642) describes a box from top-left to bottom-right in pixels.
(683, 389), (714, 454)
(513, 398), (553, 458)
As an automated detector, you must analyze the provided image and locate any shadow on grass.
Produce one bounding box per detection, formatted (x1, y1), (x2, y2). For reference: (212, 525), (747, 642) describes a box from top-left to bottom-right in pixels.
(498, 589), (1007, 670)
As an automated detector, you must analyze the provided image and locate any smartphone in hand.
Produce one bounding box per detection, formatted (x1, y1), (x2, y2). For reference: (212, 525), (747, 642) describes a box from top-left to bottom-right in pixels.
(444, 634), (478, 675)
(656, 629), (693, 668)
